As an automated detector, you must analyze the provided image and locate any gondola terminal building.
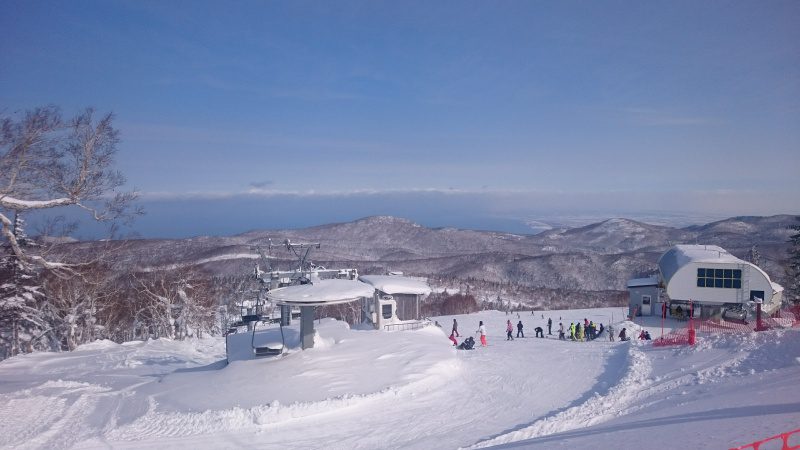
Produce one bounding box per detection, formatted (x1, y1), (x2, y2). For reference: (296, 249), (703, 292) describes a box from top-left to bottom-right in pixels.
(627, 244), (784, 319)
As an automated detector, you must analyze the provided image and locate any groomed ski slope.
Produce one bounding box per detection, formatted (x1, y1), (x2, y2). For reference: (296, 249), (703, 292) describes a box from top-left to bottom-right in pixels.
(0, 307), (797, 449)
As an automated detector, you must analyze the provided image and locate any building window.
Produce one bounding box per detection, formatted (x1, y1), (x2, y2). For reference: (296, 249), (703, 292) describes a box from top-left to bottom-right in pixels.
(382, 304), (393, 320)
(697, 267), (742, 289)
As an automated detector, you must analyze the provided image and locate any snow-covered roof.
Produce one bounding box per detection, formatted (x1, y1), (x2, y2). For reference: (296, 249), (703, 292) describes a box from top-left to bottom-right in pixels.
(626, 276), (659, 288)
(358, 275), (432, 296)
(658, 245), (745, 284)
(772, 282), (784, 294)
(267, 279), (375, 306)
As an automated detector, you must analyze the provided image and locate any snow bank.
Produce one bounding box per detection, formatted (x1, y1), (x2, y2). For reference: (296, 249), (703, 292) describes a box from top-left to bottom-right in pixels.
(1, 307), (797, 450)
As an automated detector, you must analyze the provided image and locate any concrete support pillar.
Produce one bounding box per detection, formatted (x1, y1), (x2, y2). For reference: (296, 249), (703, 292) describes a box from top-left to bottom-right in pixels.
(300, 306), (315, 349)
(280, 305), (291, 326)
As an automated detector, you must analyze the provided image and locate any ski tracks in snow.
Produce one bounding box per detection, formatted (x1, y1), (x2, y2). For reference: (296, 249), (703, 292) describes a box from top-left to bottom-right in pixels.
(468, 343), (653, 448)
(0, 380), (116, 449)
(104, 357), (462, 443)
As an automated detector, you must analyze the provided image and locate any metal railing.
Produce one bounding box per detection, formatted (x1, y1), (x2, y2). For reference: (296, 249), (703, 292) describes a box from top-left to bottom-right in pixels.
(383, 321), (428, 332)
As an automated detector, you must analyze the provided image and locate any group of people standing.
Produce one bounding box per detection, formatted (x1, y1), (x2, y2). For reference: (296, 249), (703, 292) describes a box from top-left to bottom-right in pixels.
(560, 318), (605, 342)
(448, 316), (644, 347)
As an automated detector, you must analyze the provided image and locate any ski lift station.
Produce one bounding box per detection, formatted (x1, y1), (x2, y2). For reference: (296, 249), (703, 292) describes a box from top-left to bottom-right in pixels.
(225, 240), (433, 362)
(627, 244), (784, 320)
(359, 274), (432, 331)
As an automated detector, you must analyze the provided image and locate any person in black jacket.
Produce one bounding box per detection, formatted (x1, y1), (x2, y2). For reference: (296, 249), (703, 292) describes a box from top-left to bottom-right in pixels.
(516, 321), (524, 338)
(547, 318), (552, 335)
(619, 327), (629, 341)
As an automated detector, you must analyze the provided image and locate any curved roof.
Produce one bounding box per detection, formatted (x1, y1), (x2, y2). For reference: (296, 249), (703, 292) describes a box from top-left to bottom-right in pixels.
(658, 244), (777, 290)
(267, 279), (376, 306)
(359, 275), (432, 295)
(658, 245), (744, 284)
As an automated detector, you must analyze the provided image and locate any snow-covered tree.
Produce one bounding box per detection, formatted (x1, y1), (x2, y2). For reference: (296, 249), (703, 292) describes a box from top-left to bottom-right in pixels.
(0, 212), (51, 357)
(787, 218), (800, 305)
(130, 269), (215, 340)
(1, 106), (140, 357)
(0, 106), (141, 272)
(747, 245), (762, 267)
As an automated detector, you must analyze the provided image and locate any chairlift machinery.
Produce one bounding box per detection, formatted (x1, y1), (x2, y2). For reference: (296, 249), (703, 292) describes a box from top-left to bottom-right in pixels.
(226, 239), (360, 360)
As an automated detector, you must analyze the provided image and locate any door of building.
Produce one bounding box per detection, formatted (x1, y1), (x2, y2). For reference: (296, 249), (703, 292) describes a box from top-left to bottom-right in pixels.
(641, 295), (652, 315)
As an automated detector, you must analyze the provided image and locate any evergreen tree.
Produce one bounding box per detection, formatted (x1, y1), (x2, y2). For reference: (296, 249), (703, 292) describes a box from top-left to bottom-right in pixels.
(787, 218), (800, 305)
(747, 245), (761, 267)
(0, 212), (50, 357)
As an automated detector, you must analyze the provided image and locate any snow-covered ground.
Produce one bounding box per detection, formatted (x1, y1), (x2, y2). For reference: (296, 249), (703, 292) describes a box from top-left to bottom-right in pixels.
(1, 307), (798, 449)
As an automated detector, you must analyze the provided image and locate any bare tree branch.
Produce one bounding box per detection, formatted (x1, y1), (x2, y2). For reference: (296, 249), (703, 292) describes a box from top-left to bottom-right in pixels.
(0, 106), (142, 270)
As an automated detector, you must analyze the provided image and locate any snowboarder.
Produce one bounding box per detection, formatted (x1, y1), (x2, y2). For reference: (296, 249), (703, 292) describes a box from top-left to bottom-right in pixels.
(517, 320), (524, 338)
(558, 322), (565, 340)
(608, 325), (615, 342)
(452, 319), (460, 337)
(506, 320), (515, 341)
(458, 336), (475, 350)
(569, 323), (575, 340)
(534, 326), (544, 338)
(476, 321), (487, 347)
(449, 331), (458, 346)
(619, 327), (629, 341)
(547, 318), (552, 335)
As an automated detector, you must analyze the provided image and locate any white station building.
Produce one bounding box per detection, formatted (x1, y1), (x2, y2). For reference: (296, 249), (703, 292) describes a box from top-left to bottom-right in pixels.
(359, 274), (432, 331)
(628, 244), (784, 319)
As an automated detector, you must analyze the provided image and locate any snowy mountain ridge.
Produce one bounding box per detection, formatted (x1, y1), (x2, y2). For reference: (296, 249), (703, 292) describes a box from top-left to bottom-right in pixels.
(52, 214), (798, 296)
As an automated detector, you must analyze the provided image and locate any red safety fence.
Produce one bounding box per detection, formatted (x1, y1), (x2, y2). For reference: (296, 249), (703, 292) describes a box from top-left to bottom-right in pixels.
(730, 428), (800, 450)
(695, 308), (800, 334)
(652, 328), (691, 347)
(653, 307), (799, 347)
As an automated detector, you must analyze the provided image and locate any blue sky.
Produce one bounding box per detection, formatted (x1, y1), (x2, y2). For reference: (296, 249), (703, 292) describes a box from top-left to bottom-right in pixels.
(2, 1), (799, 237)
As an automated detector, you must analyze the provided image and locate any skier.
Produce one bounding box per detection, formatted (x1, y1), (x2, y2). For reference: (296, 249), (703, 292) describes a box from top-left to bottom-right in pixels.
(452, 319), (460, 337)
(506, 320), (515, 341)
(608, 324), (615, 342)
(547, 318), (552, 335)
(534, 326), (544, 338)
(449, 331), (458, 346)
(558, 322), (565, 340)
(569, 323), (576, 340)
(476, 321), (488, 347)
(576, 323), (583, 341)
(517, 320), (524, 338)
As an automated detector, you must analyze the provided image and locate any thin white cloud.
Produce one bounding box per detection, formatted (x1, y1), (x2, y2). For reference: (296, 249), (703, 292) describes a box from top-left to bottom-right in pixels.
(621, 106), (717, 126)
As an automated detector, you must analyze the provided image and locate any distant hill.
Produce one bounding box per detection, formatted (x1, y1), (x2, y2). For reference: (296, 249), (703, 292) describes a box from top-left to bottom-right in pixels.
(51, 214), (798, 303)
